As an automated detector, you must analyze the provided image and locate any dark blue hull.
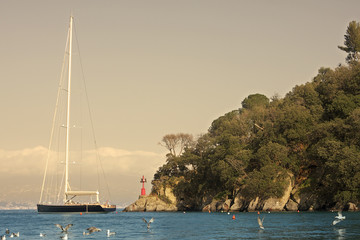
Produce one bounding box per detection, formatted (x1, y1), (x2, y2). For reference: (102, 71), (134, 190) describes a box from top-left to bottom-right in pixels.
(37, 204), (116, 213)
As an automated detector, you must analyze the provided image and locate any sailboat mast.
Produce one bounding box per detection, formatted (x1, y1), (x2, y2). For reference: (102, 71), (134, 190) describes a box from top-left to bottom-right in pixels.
(64, 16), (73, 202)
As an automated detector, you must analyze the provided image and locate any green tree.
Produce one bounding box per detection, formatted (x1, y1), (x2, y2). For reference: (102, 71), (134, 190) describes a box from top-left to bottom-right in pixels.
(345, 108), (360, 146)
(327, 93), (358, 119)
(242, 164), (287, 200)
(338, 21), (360, 63)
(255, 142), (289, 168)
(241, 93), (269, 110)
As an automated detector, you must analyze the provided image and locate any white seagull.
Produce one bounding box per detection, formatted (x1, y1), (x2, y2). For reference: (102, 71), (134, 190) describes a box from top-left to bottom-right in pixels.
(60, 234), (68, 240)
(107, 229), (116, 237)
(333, 211), (346, 225)
(257, 216), (265, 230)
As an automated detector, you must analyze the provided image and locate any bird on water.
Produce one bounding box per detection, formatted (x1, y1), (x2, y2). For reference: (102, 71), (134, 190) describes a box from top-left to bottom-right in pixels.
(9, 232), (19, 237)
(107, 229), (116, 237)
(60, 233), (68, 240)
(142, 217), (154, 230)
(83, 227), (102, 235)
(55, 224), (73, 233)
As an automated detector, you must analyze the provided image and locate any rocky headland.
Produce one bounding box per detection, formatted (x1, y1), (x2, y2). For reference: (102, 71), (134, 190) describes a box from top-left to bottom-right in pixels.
(124, 174), (359, 212)
(125, 36), (360, 212)
(123, 180), (178, 212)
(123, 195), (177, 212)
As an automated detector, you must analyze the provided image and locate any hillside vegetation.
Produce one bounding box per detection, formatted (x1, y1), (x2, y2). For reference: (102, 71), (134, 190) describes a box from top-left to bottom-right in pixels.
(151, 21), (360, 211)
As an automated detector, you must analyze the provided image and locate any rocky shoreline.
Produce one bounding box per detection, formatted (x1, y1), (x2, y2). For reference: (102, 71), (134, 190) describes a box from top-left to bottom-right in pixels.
(123, 194), (359, 212)
(123, 195), (178, 212)
(123, 174), (360, 212)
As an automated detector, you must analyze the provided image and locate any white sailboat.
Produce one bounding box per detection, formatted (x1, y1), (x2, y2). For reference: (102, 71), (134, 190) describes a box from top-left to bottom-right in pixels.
(37, 16), (116, 213)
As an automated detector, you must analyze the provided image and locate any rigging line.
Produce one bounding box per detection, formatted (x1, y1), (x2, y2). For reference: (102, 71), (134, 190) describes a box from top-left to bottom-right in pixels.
(73, 22), (113, 201)
(39, 24), (70, 204)
(57, 163), (66, 203)
(55, 125), (63, 203)
(48, 96), (67, 204)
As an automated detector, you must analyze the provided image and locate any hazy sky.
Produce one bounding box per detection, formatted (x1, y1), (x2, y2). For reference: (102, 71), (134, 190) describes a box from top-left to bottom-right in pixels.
(0, 0), (359, 206)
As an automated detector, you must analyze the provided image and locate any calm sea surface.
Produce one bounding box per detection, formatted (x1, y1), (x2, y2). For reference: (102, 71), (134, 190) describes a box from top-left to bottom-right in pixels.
(0, 210), (359, 239)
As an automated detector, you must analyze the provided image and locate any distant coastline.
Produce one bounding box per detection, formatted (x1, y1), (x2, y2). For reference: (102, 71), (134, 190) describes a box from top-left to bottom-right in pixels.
(0, 206), (36, 210)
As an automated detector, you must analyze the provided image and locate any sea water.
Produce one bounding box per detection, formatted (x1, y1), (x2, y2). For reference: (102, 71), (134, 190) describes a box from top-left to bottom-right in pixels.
(0, 210), (360, 239)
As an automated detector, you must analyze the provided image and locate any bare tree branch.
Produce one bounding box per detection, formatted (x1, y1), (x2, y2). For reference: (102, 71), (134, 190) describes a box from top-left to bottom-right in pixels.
(159, 133), (194, 157)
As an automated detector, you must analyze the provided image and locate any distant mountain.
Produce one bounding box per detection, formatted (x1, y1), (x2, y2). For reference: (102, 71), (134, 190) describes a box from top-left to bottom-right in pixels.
(0, 201), (36, 210)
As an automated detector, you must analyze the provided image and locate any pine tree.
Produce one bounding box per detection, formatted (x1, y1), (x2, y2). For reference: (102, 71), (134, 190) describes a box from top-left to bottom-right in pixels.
(338, 21), (360, 63)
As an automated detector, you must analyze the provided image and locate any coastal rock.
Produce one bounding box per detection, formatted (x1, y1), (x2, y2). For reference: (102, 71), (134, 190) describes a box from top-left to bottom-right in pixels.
(346, 202), (358, 211)
(202, 204), (210, 212)
(202, 200), (218, 212)
(262, 198), (283, 211)
(216, 202), (223, 211)
(123, 195), (177, 212)
(124, 196), (147, 212)
(222, 199), (232, 212)
(262, 173), (294, 211)
(156, 204), (165, 211)
(285, 199), (299, 211)
(164, 187), (177, 204)
(145, 197), (157, 211)
(123, 178), (179, 212)
(297, 192), (319, 211)
(210, 200), (218, 212)
(202, 199), (232, 212)
(230, 194), (245, 211)
(163, 203), (178, 211)
(248, 197), (260, 211)
(230, 200), (241, 212)
(152, 179), (178, 206)
(288, 186), (320, 211)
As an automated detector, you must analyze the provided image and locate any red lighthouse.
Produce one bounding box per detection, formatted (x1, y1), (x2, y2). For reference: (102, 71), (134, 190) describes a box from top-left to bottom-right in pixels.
(140, 175), (147, 196)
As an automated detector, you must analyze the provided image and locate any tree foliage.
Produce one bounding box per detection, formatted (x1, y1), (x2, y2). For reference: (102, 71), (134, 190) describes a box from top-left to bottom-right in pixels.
(338, 21), (360, 63)
(153, 21), (360, 210)
(241, 93), (269, 110)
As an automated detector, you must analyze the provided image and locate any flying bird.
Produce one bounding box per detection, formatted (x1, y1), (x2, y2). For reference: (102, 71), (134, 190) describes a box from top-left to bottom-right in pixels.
(83, 227), (102, 235)
(332, 219), (342, 226)
(335, 211), (346, 220)
(257, 216), (265, 230)
(40, 233), (46, 237)
(333, 211), (346, 225)
(142, 218), (154, 229)
(55, 224), (73, 233)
